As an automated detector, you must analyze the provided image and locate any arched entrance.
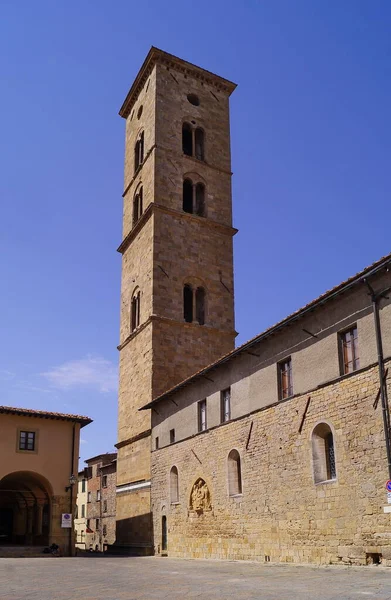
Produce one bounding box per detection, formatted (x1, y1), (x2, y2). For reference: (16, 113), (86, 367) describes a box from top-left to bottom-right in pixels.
(0, 471), (52, 546)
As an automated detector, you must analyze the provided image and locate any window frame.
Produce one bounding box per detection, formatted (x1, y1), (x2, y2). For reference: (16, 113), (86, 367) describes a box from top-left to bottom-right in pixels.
(227, 449), (243, 497)
(278, 357), (293, 400)
(170, 429), (175, 444)
(96, 490), (101, 502)
(220, 388), (231, 423)
(102, 475), (108, 488)
(87, 491), (92, 503)
(198, 399), (207, 432)
(311, 421), (337, 484)
(170, 465), (179, 504)
(339, 325), (359, 375)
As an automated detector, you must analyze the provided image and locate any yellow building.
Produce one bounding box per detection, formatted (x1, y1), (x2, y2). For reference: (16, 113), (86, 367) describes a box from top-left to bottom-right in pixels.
(74, 471), (88, 550)
(0, 406), (91, 557)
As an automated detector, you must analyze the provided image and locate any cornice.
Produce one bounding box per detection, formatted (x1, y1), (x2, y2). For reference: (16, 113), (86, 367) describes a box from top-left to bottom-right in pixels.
(119, 47), (237, 120)
(115, 428), (151, 450)
(117, 202), (237, 256)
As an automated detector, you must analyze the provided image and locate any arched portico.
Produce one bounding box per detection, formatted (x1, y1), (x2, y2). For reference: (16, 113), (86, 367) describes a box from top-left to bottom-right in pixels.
(0, 471), (52, 546)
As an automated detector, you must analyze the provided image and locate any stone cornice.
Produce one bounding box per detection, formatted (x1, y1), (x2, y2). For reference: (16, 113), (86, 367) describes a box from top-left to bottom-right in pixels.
(117, 202), (237, 255)
(115, 428), (151, 450)
(119, 47), (237, 119)
(118, 314), (237, 352)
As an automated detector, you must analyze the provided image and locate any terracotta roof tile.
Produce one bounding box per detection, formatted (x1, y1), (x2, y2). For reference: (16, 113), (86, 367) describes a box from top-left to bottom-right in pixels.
(0, 405), (92, 427)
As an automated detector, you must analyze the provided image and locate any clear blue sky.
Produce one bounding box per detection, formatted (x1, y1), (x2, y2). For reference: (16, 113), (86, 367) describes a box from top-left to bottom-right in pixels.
(1, 1), (390, 465)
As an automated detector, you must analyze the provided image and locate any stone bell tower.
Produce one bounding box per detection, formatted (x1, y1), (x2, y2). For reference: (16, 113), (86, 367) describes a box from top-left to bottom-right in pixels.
(115, 47), (237, 552)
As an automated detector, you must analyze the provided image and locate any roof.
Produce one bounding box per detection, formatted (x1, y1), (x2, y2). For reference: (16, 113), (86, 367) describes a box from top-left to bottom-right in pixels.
(119, 46), (237, 119)
(140, 251), (391, 410)
(0, 405), (92, 427)
(85, 452), (117, 465)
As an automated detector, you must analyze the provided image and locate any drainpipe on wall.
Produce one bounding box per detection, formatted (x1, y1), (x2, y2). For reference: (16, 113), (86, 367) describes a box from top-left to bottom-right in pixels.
(364, 278), (391, 480)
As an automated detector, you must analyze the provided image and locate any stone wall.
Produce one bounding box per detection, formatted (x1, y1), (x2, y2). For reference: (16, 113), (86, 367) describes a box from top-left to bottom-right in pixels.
(151, 362), (391, 566)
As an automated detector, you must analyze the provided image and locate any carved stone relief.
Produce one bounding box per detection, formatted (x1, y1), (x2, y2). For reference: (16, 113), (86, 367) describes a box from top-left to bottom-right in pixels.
(189, 478), (211, 512)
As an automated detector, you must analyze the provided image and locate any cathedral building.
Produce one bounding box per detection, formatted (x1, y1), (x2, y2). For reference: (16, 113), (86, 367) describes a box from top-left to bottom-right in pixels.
(115, 48), (391, 565)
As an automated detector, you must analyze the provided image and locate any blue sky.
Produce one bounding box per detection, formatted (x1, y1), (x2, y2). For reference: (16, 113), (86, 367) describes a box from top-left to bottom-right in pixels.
(1, 1), (390, 465)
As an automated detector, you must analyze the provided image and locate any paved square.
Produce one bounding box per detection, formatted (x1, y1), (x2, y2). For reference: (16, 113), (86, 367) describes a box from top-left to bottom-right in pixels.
(1, 556), (391, 600)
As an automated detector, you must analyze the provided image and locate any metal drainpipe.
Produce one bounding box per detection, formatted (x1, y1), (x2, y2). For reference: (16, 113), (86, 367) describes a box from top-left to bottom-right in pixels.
(364, 279), (391, 480)
(69, 423), (76, 556)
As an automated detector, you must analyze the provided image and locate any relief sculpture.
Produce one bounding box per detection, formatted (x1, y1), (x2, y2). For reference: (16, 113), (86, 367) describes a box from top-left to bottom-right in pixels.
(189, 478), (211, 512)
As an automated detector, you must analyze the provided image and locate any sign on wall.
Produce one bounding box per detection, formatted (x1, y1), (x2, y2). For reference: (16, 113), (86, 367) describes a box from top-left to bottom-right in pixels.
(61, 513), (72, 528)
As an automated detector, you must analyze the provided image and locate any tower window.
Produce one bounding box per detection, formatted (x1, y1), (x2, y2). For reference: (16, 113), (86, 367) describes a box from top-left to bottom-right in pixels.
(312, 423), (337, 483)
(187, 94), (200, 106)
(133, 186), (143, 226)
(195, 128), (204, 161)
(183, 179), (193, 213)
(182, 122), (192, 156)
(183, 284), (206, 325)
(134, 131), (144, 173)
(183, 284), (193, 323)
(131, 290), (141, 332)
(339, 326), (359, 374)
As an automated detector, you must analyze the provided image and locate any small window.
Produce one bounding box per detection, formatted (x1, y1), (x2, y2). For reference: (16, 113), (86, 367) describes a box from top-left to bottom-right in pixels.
(96, 490), (101, 501)
(19, 431), (35, 451)
(183, 284), (193, 323)
(103, 500), (107, 513)
(187, 94), (200, 106)
(312, 423), (337, 483)
(170, 429), (175, 444)
(228, 449), (242, 496)
(131, 290), (141, 332)
(221, 388), (231, 423)
(81, 504), (85, 518)
(133, 186), (143, 226)
(195, 287), (205, 325)
(155, 437), (159, 450)
(81, 479), (86, 493)
(102, 475), (107, 488)
(182, 122), (193, 156)
(86, 519), (90, 528)
(183, 179), (193, 213)
(340, 326), (359, 374)
(134, 131), (144, 172)
(195, 128), (204, 161)
(170, 466), (179, 503)
(137, 105), (143, 119)
(198, 399), (207, 432)
(95, 518), (99, 529)
(87, 491), (91, 503)
(103, 524), (107, 536)
(278, 357), (293, 399)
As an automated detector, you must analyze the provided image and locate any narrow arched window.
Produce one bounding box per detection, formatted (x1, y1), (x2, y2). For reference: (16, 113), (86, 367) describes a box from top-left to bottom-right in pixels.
(133, 186), (143, 226)
(170, 466), (179, 504)
(312, 423), (337, 484)
(183, 284), (193, 323)
(195, 287), (205, 325)
(183, 179), (193, 214)
(195, 183), (205, 216)
(228, 450), (242, 496)
(134, 131), (144, 173)
(182, 122), (192, 156)
(131, 290), (141, 332)
(195, 128), (204, 161)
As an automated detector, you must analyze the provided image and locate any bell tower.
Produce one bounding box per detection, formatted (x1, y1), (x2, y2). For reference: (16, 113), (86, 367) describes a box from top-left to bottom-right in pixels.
(115, 48), (237, 552)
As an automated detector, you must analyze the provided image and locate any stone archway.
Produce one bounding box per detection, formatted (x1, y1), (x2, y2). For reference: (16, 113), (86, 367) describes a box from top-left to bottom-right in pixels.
(0, 471), (52, 546)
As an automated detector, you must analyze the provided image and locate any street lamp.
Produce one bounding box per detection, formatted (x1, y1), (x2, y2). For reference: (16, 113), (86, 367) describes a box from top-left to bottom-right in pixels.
(65, 474), (77, 492)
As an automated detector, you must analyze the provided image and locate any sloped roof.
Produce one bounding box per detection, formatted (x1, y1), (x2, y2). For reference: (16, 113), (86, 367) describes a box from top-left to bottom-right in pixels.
(0, 405), (92, 427)
(141, 251), (391, 410)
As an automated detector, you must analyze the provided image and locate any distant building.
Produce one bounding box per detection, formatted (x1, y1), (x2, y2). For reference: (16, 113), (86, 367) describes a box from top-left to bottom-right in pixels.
(84, 453), (117, 551)
(0, 406), (91, 556)
(74, 471), (87, 550)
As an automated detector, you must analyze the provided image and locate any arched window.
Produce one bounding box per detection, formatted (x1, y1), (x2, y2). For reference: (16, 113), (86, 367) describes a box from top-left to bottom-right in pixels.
(195, 183), (205, 217)
(195, 128), (204, 161)
(131, 289), (141, 332)
(170, 466), (179, 504)
(133, 186), (143, 226)
(183, 179), (193, 213)
(228, 450), (242, 496)
(134, 131), (144, 173)
(312, 423), (337, 483)
(183, 284), (193, 323)
(183, 284), (206, 325)
(195, 287), (205, 325)
(182, 122), (192, 156)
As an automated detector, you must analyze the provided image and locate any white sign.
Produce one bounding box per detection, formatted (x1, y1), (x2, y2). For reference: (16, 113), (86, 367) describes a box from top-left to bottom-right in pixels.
(387, 492), (391, 505)
(61, 513), (72, 528)
(384, 506), (391, 514)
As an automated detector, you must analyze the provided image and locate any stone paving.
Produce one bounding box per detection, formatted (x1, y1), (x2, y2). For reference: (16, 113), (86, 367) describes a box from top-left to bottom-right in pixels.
(1, 556), (391, 600)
